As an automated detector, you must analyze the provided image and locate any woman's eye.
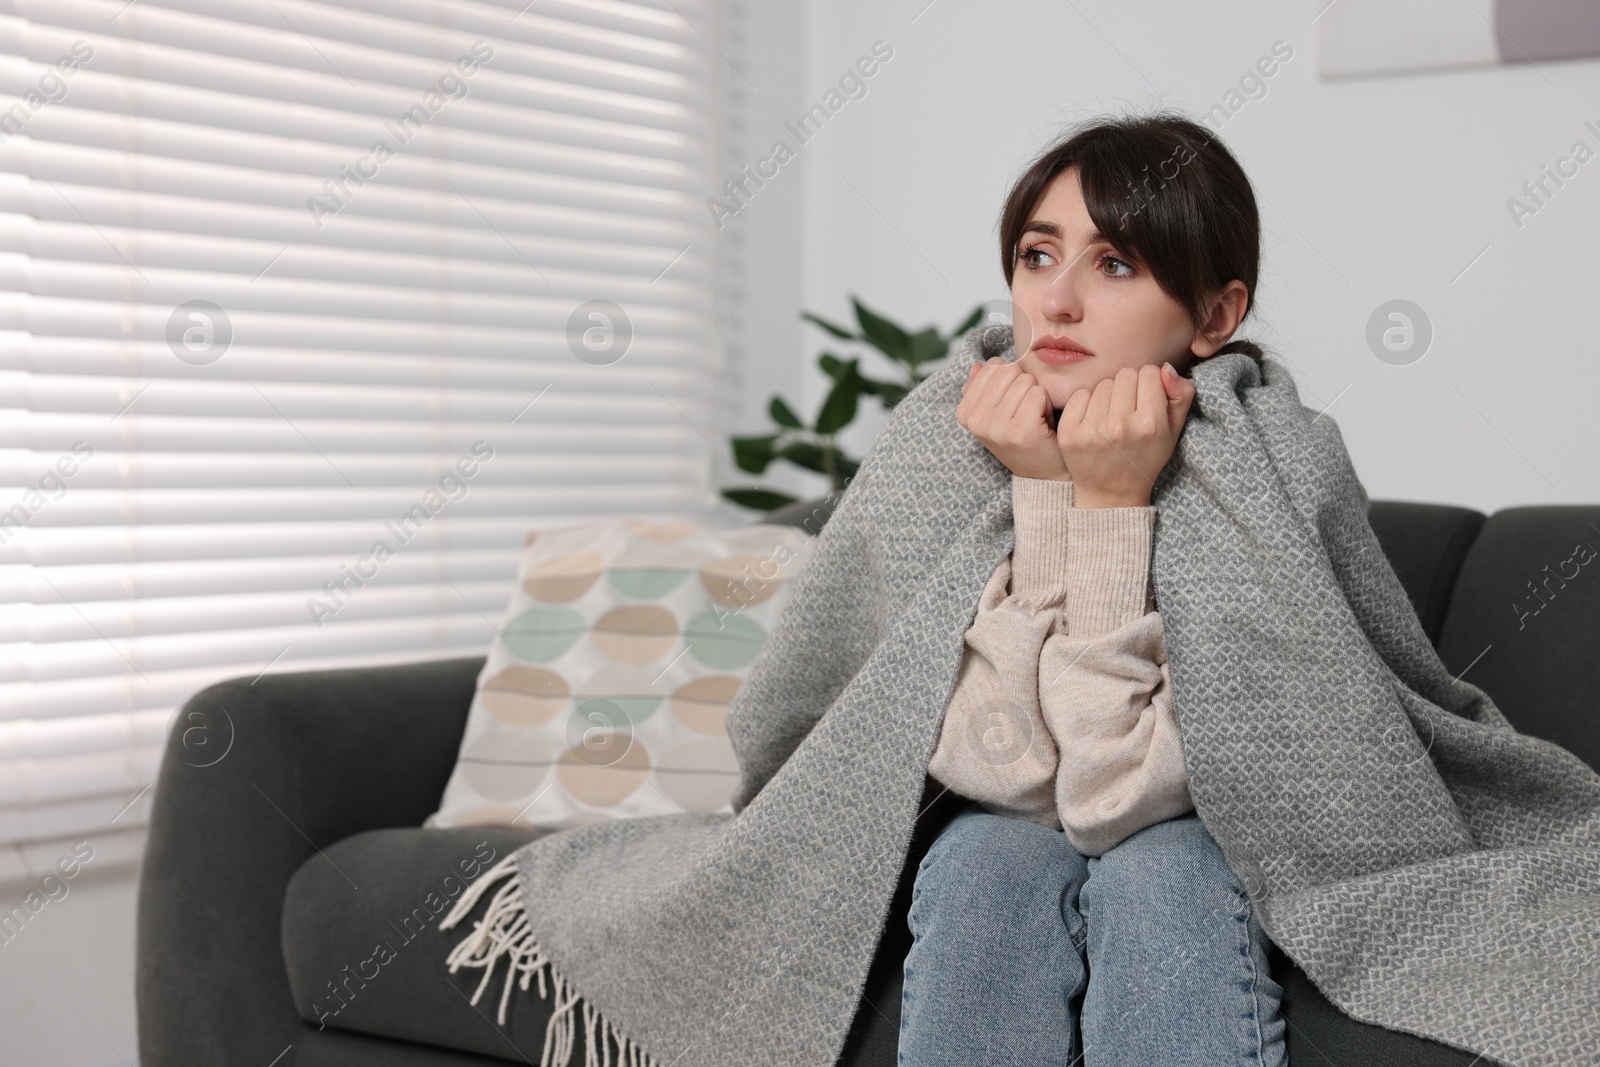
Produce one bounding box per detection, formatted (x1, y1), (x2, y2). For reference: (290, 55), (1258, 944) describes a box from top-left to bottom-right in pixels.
(1099, 253), (1135, 277)
(1019, 245), (1054, 270)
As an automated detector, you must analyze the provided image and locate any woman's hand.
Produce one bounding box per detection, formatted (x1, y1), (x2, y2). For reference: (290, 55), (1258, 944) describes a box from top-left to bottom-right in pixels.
(957, 357), (1070, 482)
(1056, 362), (1195, 508)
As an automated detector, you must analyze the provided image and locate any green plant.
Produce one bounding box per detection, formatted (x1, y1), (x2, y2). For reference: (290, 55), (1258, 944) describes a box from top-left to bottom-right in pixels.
(722, 296), (986, 513)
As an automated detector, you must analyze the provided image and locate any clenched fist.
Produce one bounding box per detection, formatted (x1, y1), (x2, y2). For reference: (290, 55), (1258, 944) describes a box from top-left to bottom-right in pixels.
(955, 355), (1068, 482)
(958, 357), (1196, 509)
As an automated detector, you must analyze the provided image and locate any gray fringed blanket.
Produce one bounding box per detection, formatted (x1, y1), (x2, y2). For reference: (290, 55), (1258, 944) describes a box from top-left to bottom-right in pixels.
(439, 324), (1600, 1067)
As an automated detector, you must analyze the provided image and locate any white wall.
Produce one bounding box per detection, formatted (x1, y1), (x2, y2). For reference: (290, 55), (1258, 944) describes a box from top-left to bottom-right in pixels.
(706, 1), (809, 519)
(777, 0), (1600, 513)
(0, 865), (139, 1067)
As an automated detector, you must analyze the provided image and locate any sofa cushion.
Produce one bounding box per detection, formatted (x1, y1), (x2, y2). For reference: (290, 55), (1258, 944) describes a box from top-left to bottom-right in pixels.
(285, 801), (1487, 1067)
(281, 824), (912, 1065)
(1276, 960), (1487, 1066)
(283, 827), (564, 1063)
(292, 1024), (512, 1066)
(1435, 506), (1600, 771)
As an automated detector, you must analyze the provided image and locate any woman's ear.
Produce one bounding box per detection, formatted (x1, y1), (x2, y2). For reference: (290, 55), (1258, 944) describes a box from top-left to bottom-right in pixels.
(1189, 280), (1250, 359)
(1190, 331), (1222, 364)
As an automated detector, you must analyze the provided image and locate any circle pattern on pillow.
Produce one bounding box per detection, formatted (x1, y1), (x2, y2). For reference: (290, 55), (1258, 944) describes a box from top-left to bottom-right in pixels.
(684, 610), (767, 670)
(564, 698), (637, 764)
(576, 664), (664, 726)
(502, 606), (586, 663)
(589, 604), (679, 663)
(480, 665), (568, 727)
(557, 732), (651, 807)
(460, 729), (556, 802)
(423, 518), (817, 832)
(522, 551), (603, 603)
(671, 675), (742, 735)
(700, 555), (787, 607)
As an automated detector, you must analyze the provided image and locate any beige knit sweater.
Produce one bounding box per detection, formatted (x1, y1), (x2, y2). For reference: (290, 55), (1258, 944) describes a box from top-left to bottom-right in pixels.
(926, 475), (1194, 856)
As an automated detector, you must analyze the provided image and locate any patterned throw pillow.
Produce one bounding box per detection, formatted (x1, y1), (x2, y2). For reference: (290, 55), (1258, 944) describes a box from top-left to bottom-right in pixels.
(424, 517), (817, 832)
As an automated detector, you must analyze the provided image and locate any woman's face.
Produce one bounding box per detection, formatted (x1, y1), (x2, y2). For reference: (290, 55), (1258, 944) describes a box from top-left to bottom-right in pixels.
(1007, 166), (1227, 413)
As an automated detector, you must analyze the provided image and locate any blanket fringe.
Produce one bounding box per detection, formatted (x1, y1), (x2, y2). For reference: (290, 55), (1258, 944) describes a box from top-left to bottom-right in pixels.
(439, 855), (660, 1067)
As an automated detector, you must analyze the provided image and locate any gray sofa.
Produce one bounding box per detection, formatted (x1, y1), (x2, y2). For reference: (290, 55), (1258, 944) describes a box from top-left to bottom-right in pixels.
(136, 497), (1600, 1066)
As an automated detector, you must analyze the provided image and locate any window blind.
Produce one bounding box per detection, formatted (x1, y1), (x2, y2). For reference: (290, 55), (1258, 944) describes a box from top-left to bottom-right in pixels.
(0, 0), (731, 876)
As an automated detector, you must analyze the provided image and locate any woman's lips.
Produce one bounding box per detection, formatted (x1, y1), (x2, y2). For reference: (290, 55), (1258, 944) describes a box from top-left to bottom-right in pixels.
(1034, 345), (1093, 365)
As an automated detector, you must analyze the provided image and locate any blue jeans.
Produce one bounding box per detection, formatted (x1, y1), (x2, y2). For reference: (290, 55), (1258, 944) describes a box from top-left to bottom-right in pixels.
(900, 802), (1287, 1066)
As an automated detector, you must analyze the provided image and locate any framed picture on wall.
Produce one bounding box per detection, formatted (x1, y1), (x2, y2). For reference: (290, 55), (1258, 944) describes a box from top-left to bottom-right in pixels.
(1316, 0), (1600, 78)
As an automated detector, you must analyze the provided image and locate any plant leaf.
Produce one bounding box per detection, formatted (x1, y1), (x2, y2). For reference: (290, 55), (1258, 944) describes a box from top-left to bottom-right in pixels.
(801, 311), (856, 340)
(731, 433), (780, 474)
(908, 327), (947, 366)
(776, 440), (832, 475)
(814, 361), (861, 434)
(768, 396), (802, 429)
(722, 487), (799, 511)
(854, 375), (887, 397)
(851, 296), (912, 363)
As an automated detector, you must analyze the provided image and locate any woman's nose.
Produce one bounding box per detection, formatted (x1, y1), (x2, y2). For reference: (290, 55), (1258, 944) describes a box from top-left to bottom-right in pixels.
(1040, 266), (1084, 321)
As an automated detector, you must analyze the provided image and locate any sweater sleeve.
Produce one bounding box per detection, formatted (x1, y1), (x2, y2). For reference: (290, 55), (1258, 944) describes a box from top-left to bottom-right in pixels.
(925, 475), (1073, 828)
(1039, 506), (1194, 856)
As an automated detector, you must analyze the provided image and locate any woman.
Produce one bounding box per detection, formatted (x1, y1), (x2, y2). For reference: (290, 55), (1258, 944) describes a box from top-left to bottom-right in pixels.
(439, 104), (1593, 1067)
(899, 113), (1288, 1065)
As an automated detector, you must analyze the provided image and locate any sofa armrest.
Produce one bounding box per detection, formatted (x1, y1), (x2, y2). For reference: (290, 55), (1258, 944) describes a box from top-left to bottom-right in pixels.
(135, 655), (485, 1067)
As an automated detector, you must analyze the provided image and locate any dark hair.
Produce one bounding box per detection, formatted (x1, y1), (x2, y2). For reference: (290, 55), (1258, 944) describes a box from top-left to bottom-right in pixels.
(998, 111), (1265, 364)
